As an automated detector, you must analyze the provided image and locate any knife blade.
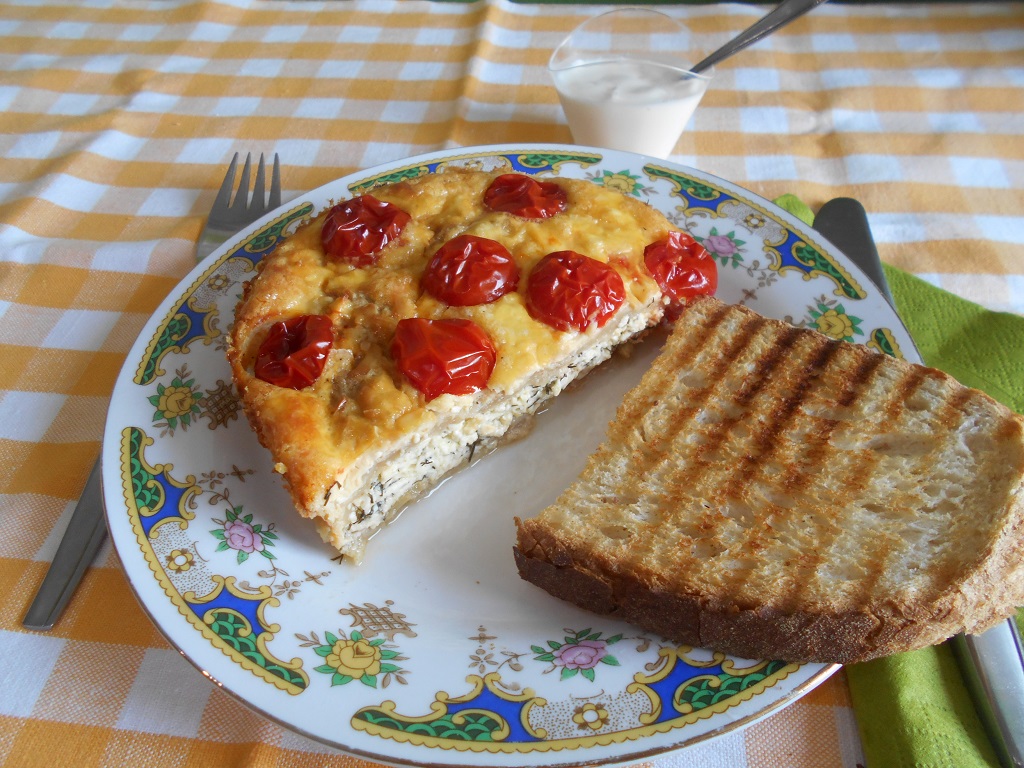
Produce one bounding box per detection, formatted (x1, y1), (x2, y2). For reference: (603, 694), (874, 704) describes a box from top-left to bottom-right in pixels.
(813, 196), (1024, 768)
(22, 457), (107, 630)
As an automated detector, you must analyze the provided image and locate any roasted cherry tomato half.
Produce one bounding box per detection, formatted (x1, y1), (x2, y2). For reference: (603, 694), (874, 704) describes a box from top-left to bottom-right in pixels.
(254, 314), (334, 390)
(391, 317), (497, 400)
(422, 234), (520, 306)
(483, 173), (567, 219)
(321, 194), (411, 266)
(644, 231), (718, 318)
(526, 250), (626, 333)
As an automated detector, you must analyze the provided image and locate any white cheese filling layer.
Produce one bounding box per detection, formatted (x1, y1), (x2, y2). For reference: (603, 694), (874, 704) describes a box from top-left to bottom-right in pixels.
(318, 297), (663, 562)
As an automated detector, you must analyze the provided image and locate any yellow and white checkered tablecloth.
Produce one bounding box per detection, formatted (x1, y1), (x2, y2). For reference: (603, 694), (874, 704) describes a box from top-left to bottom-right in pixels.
(1, 1), (1020, 766)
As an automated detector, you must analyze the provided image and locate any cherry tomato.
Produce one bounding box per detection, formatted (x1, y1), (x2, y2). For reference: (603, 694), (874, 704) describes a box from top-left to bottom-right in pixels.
(526, 251), (625, 333)
(483, 173), (567, 219)
(644, 231), (717, 318)
(254, 314), (334, 390)
(391, 318), (497, 400)
(422, 234), (520, 306)
(321, 194), (411, 266)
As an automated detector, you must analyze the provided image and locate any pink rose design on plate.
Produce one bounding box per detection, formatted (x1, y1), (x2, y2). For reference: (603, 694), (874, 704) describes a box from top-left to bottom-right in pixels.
(704, 233), (737, 257)
(554, 639), (607, 670)
(698, 227), (745, 267)
(211, 506), (277, 564)
(532, 629), (622, 681)
(225, 519), (264, 553)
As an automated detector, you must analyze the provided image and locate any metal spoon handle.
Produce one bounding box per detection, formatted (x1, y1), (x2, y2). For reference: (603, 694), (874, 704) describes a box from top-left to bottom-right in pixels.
(691, 0), (830, 74)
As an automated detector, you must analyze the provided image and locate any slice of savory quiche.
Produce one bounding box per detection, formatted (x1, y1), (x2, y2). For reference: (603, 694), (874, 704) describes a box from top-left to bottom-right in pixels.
(228, 168), (716, 561)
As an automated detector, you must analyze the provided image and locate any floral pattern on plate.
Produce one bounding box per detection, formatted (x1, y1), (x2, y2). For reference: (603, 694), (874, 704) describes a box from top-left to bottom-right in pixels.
(105, 145), (915, 766)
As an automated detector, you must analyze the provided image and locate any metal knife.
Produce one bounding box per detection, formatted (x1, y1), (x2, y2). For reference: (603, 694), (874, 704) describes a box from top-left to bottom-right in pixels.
(814, 196), (1024, 768)
(22, 457), (107, 630)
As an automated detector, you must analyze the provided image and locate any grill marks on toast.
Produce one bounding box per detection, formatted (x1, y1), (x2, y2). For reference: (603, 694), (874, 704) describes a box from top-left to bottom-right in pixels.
(834, 363), (933, 610)
(593, 301), (741, 567)
(649, 310), (895, 607)
(607, 307), (819, 588)
(690, 322), (806, 469)
(515, 296), (1024, 662)
(817, 364), (982, 614)
(614, 303), (957, 609)
(665, 321), (815, 581)
(620, 298), (736, 445)
(713, 332), (858, 604)
(792, 351), (913, 611)
(679, 317), (938, 612)
(715, 330), (843, 505)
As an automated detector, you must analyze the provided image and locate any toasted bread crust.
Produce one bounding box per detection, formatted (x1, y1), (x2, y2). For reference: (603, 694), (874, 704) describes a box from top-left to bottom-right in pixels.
(515, 296), (1024, 663)
(514, 519), (995, 664)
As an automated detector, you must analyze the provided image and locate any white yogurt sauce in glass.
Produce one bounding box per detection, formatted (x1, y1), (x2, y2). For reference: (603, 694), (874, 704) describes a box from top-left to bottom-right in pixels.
(552, 59), (711, 158)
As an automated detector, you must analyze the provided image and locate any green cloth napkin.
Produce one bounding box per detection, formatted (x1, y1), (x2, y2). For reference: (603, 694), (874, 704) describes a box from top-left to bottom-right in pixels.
(883, 265), (1024, 416)
(777, 193), (1024, 768)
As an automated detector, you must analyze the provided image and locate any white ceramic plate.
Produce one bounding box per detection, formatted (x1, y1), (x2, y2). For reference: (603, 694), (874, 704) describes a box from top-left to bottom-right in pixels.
(104, 144), (915, 767)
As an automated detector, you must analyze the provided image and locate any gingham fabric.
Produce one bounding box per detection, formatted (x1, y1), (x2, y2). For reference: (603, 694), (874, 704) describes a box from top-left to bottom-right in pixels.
(2, 1), (1020, 766)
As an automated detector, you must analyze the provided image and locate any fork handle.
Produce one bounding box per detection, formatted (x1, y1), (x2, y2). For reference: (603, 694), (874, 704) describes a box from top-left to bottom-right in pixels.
(23, 458), (107, 630)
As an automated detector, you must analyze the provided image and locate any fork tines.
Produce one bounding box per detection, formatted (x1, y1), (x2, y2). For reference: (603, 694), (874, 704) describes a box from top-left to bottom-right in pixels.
(217, 152), (281, 215)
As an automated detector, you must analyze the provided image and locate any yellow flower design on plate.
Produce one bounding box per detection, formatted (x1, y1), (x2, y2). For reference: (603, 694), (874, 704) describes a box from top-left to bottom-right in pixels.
(158, 385), (196, 417)
(149, 366), (205, 435)
(573, 702), (610, 731)
(592, 169), (648, 197)
(327, 638), (382, 678)
(165, 549), (194, 572)
(309, 629), (408, 687)
(809, 302), (863, 343)
(207, 273), (231, 292)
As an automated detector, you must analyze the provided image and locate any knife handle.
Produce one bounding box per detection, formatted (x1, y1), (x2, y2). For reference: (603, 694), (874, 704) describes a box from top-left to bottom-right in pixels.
(813, 197), (894, 307)
(951, 621), (1024, 768)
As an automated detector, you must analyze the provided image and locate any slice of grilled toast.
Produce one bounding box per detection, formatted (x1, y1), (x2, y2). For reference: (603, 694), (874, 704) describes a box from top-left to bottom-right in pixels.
(514, 296), (1024, 664)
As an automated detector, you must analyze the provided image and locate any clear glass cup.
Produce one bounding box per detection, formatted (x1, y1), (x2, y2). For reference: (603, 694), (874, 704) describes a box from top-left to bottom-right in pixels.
(549, 8), (713, 159)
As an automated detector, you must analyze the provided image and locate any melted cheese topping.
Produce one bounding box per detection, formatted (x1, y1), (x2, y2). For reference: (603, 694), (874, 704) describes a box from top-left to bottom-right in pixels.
(228, 168), (677, 554)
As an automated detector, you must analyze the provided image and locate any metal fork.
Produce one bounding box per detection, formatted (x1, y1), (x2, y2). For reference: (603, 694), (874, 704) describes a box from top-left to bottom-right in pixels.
(196, 152), (281, 262)
(23, 154), (283, 631)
